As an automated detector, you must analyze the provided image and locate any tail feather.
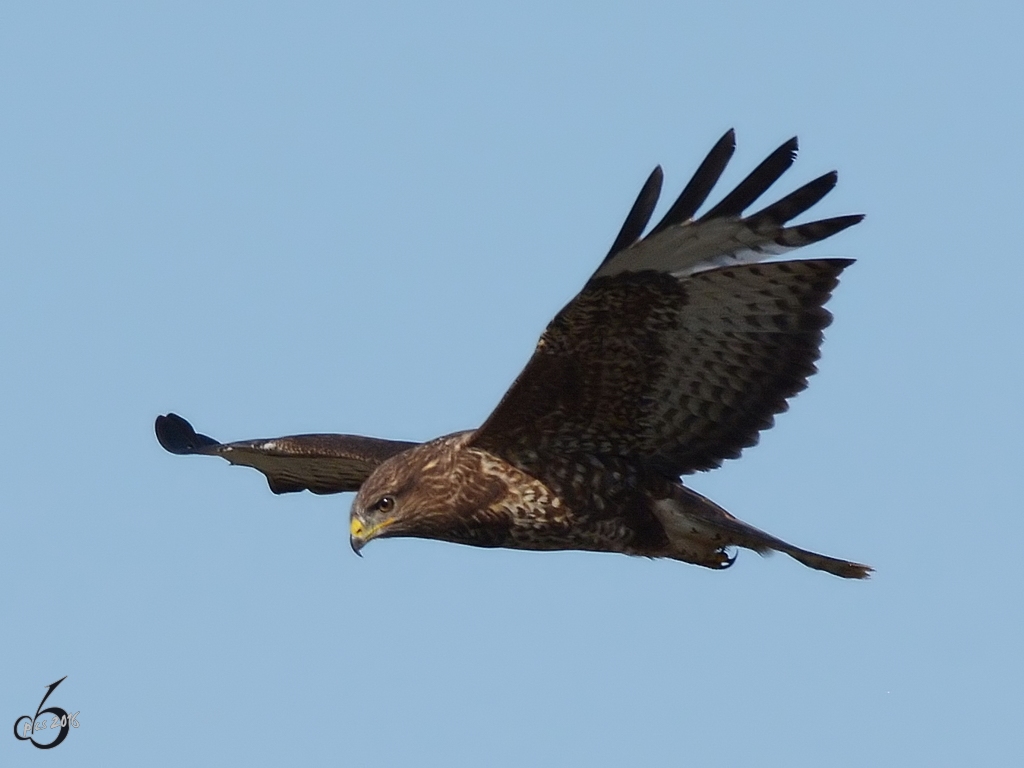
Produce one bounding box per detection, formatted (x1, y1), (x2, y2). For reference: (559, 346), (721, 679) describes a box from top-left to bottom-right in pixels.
(780, 546), (873, 579)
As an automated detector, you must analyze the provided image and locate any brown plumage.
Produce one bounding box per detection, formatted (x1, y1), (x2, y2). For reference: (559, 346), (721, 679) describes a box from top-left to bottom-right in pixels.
(157, 130), (871, 579)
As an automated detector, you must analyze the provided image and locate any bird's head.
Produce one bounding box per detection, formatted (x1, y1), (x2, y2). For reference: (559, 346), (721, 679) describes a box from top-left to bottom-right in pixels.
(349, 438), (462, 554)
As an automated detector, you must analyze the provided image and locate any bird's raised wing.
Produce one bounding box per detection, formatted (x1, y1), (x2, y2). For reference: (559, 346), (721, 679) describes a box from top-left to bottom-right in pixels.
(471, 131), (861, 478)
(155, 413), (418, 494)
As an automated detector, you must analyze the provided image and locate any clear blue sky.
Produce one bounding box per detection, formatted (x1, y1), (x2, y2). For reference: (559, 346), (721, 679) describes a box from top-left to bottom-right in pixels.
(2, 1), (1022, 765)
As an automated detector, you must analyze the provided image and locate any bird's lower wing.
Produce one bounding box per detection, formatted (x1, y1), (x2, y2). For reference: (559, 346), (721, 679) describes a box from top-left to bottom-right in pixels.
(471, 259), (850, 478)
(155, 413), (418, 494)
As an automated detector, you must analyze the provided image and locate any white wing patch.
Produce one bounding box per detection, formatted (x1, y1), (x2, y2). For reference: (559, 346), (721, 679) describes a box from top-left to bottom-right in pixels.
(595, 217), (798, 279)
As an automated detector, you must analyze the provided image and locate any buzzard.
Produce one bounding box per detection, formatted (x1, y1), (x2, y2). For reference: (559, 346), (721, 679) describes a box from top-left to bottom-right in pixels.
(157, 130), (870, 578)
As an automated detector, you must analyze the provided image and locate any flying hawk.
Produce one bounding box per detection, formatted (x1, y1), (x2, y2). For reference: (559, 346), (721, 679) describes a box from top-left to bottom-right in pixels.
(157, 130), (870, 578)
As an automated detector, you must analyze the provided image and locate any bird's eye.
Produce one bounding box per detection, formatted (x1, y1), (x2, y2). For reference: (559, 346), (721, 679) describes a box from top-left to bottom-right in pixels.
(374, 496), (395, 514)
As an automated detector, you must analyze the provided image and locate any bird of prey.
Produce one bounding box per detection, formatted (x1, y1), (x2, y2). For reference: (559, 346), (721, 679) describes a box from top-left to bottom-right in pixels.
(157, 130), (870, 578)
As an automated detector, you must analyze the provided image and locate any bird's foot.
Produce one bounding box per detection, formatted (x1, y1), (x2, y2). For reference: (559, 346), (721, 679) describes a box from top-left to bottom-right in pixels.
(711, 547), (737, 569)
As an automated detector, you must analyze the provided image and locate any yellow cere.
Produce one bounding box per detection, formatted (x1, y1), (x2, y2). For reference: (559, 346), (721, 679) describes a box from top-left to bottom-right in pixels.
(350, 517), (393, 540)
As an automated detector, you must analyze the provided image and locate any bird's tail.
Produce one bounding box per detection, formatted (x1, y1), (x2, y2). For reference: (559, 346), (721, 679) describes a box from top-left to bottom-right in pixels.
(653, 484), (872, 579)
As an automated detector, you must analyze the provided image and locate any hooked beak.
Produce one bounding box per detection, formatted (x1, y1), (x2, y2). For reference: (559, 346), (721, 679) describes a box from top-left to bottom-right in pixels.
(350, 533), (365, 557)
(349, 515), (395, 557)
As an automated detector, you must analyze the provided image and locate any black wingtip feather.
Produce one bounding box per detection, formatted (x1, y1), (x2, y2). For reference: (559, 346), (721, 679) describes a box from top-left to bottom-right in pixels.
(604, 166), (664, 261)
(155, 413), (221, 455)
(649, 128), (737, 236)
(749, 171), (838, 226)
(702, 136), (799, 220)
(785, 214), (864, 245)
